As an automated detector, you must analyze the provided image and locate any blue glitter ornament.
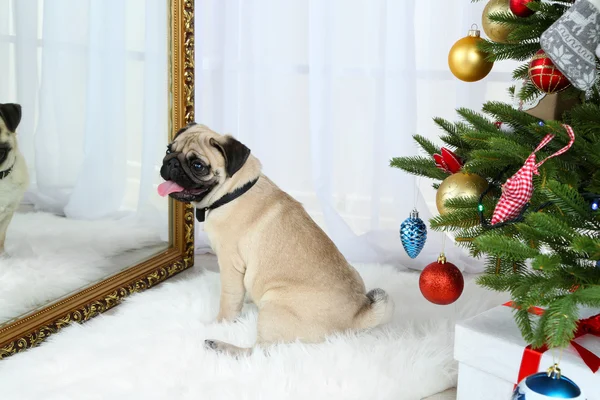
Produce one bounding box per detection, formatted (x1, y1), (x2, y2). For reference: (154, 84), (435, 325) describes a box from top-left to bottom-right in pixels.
(512, 364), (584, 400)
(400, 209), (427, 259)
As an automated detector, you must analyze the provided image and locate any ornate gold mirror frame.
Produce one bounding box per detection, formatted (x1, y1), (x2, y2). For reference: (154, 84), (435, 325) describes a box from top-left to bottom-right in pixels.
(0, 0), (195, 360)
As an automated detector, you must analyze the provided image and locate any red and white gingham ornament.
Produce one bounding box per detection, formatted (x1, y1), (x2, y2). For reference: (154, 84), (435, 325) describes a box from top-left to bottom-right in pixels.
(490, 124), (575, 225)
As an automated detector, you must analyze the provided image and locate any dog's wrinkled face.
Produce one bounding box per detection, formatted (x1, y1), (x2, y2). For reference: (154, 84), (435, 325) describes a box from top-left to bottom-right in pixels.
(159, 124), (251, 203)
(0, 103), (22, 170)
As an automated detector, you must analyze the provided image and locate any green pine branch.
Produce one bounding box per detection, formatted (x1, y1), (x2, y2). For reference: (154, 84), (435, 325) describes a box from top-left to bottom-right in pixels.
(481, 101), (539, 129)
(432, 117), (457, 136)
(524, 212), (576, 240)
(456, 108), (499, 132)
(429, 208), (481, 232)
(389, 156), (447, 180)
(531, 254), (562, 272)
(413, 134), (440, 156)
(513, 307), (537, 345)
(512, 62), (530, 80)
(464, 149), (516, 174)
(487, 136), (532, 159)
(475, 233), (539, 260)
(533, 1), (572, 17)
(570, 286), (600, 309)
(443, 195), (493, 210)
(478, 40), (540, 62)
(507, 24), (548, 42)
(543, 181), (598, 228)
(487, 10), (530, 25)
(572, 236), (600, 259)
(516, 80), (544, 103)
(539, 296), (579, 348)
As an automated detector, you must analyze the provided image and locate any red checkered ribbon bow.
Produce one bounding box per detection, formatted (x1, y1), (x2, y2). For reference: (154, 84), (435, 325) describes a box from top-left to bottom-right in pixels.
(491, 125), (575, 225)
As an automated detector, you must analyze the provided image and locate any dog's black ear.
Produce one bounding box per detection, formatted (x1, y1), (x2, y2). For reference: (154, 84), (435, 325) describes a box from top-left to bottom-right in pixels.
(0, 103), (22, 133)
(210, 136), (251, 177)
(174, 122), (197, 139)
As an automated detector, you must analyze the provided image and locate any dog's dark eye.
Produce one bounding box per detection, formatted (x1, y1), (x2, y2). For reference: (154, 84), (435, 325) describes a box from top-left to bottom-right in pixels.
(192, 161), (205, 170)
(166, 146), (172, 154)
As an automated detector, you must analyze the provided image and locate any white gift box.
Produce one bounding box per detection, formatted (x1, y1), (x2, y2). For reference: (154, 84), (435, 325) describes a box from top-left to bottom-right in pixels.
(454, 304), (600, 400)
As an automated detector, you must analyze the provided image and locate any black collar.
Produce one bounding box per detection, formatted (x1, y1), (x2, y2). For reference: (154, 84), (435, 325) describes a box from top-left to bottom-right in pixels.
(196, 178), (259, 223)
(0, 164), (13, 180)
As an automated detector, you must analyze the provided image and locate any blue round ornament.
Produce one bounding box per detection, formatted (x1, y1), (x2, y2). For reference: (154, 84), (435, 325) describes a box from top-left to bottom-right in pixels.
(400, 209), (427, 259)
(512, 365), (584, 400)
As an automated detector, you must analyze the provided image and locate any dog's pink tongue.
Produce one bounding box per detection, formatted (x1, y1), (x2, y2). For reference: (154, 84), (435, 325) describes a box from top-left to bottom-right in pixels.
(157, 181), (185, 197)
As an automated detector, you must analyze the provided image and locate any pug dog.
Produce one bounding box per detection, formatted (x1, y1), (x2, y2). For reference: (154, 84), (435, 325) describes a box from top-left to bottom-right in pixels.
(0, 103), (28, 255)
(158, 124), (393, 356)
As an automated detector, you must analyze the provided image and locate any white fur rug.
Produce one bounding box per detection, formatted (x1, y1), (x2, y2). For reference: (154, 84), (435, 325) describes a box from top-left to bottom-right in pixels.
(0, 261), (508, 400)
(0, 212), (166, 325)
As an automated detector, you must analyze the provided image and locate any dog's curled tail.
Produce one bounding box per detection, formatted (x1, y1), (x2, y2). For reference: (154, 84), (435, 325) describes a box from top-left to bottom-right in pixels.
(353, 288), (395, 330)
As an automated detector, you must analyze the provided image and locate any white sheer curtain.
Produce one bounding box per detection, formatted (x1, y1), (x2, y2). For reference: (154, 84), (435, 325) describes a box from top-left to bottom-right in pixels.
(195, 0), (518, 272)
(0, 0), (168, 227)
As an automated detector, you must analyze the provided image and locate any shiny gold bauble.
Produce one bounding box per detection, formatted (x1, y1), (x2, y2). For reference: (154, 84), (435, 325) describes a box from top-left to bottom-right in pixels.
(482, 0), (513, 43)
(436, 173), (489, 215)
(448, 26), (494, 82)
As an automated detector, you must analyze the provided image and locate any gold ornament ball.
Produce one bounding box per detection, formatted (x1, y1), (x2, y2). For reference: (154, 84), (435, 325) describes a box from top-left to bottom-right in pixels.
(436, 173), (488, 215)
(482, 0), (513, 43)
(448, 27), (494, 82)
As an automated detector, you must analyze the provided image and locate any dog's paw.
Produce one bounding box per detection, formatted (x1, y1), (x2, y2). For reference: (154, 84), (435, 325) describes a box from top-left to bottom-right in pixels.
(204, 339), (220, 351)
(204, 339), (232, 355)
(204, 339), (251, 358)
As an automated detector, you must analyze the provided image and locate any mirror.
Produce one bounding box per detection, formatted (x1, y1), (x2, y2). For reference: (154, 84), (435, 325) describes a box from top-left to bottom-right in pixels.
(0, 0), (194, 355)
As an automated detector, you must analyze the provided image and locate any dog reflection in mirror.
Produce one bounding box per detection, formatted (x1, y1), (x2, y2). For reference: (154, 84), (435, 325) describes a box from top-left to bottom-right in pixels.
(0, 103), (29, 255)
(158, 124), (394, 357)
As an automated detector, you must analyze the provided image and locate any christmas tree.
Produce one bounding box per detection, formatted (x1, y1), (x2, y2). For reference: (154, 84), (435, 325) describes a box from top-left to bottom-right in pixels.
(391, 0), (600, 350)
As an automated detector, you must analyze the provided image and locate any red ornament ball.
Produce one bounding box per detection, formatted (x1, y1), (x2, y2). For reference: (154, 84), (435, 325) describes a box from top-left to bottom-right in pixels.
(419, 255), (464, 305)
(510, 0), (537, 18)
(528, 49), (571, 94)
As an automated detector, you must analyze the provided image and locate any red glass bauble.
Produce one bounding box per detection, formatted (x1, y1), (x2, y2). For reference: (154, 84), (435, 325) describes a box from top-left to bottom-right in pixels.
(419, 255), (464, 305)
(528, 49), (571, 94)
(509, 0), (537, 17)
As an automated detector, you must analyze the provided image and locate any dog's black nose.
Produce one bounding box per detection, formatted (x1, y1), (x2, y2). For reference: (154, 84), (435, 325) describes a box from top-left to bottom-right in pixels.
(167, 157), (180, 170)
(160, 157), (181, 181)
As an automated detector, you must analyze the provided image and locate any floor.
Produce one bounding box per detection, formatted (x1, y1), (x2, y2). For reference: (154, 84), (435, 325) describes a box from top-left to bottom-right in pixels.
(195, 253), (458, 400)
